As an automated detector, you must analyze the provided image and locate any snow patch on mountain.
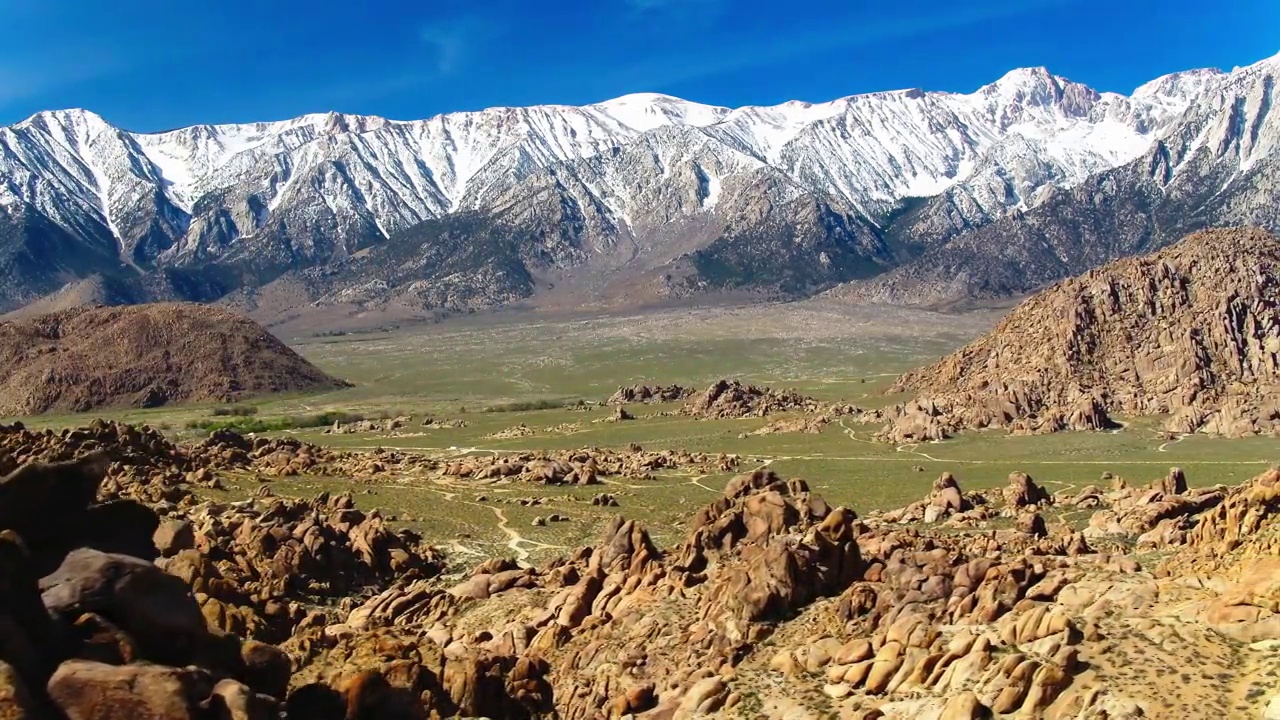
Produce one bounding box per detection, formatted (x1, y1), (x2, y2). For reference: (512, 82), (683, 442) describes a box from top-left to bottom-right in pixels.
(2, 52), (1272, 311)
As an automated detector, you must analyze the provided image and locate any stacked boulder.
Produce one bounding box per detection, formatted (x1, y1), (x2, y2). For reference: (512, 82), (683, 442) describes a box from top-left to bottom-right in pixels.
(606, 384), (694, 405)
(681, 379), (824, 419)
(441, 447), (739, 484)
(0, 453), (291, 719)
(160, 491), (445, 642)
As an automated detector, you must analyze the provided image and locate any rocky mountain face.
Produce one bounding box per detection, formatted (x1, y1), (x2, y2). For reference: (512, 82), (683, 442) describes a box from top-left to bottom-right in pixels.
(0, 303), (347, 415)
(834, 55), (1280, 306)
(1, 422), (1278, 718)
(880, 227), (1280, 442)
(7, 56), (1276, 316)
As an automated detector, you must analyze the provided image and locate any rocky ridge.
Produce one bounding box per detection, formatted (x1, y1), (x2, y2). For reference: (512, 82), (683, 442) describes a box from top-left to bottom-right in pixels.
(607, 385), (696, 405)
(0, 303), (347, 416)
(681, 379), (826, 419)
(4, 56), (1277, 317)
(879, 227), (1280, 442)
(832, 54), (1280, 308)
(0, 419), (1276, 717)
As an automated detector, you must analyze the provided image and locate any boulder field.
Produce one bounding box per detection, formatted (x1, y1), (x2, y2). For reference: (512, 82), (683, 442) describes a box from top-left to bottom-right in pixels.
(0, 420), (1276, 718)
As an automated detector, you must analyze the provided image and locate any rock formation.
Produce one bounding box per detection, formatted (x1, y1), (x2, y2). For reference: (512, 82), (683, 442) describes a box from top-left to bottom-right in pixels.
(0, 418), (1277, 718)
(606, 384), (695, 405)
(682, 379), (827, 419)
(324, 416), (414, 434)
(441, 446), (739, 484)
(0, 454), (290, 718)
(0, 303), (347, 415)
(882, 228), (1280, 440)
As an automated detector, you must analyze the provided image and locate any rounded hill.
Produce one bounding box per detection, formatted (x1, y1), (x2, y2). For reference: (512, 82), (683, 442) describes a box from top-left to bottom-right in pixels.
(0, 303), (348, 416)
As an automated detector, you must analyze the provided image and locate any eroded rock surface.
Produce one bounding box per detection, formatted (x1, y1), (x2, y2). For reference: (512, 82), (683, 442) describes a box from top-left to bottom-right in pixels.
(883, 228), (1280, 441)
(0, 419), (1276, 718)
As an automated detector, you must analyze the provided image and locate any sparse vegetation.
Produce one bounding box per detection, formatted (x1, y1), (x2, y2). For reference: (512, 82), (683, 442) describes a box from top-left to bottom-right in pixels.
(185, 408), (402, 434)
(209, 405), (259, 417)
(480, 398), (582, 413)
(12, 305), (1280, 562)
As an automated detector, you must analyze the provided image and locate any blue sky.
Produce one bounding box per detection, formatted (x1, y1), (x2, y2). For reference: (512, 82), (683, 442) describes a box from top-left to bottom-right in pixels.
(0, 0), (1275, 132)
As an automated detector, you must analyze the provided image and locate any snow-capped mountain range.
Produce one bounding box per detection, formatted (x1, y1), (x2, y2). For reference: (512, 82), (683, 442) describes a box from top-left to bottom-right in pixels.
(1, 52), (1276, 317)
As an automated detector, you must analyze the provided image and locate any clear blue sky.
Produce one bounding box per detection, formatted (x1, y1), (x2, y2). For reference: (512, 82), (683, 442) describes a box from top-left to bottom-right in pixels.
(1, 0), (1275, 132)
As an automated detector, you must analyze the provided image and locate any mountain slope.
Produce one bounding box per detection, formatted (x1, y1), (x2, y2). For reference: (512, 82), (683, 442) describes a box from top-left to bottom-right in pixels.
(1, 54), (1275, 315)
(833, 55), (1280, 306)
(879, 228), (1280, 442)
(0, 303), (347, 415)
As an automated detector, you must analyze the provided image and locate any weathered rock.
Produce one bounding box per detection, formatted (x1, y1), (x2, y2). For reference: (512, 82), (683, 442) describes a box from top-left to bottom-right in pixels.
(607, 384), (694, 405)
(883, 229), (1280, 440)
(153, 520), (195, 558)
(940, 690), (989, 720)
(46, 660), (215, 720)
(1006, 472), (1051, 507)
(207, 679), (278, 720)
(675, 676), (726, 717)
(40, 549), (210, 668)
(682, 379), (824, 419)
(1161, 467), (1188, 496)
(239, 641), (291, 700)
(0, 660), (36, 720)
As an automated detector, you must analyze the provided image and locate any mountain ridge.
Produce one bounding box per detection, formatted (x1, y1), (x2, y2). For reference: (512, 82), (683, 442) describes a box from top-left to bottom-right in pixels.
(1, 53), (1277, 319)
(877, 227), (1280, 442)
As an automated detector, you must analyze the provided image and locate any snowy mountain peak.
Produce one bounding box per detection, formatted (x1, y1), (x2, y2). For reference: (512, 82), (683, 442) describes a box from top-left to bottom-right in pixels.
(592, 93), (731, 131)
(1133, 67), (1227, 103)
(0, 51), (1275, 317)
(992, 66), (1057, 83)
(16, 108), (116, 142)
(288, 111), (391, 135)
(977, 66), (1087, 109)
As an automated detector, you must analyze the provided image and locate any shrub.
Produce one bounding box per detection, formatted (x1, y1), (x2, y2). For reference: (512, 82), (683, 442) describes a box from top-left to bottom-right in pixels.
(479, 398), (576, 413)
(185, 408), (403, 434)
(210, 405), (259, 417)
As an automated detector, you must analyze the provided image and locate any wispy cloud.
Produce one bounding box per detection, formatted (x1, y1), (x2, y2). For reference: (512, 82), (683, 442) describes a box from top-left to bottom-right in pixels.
(623, 0), (725, 24)
(323, 15), (505, 105)
(420, 15), (504, 76)
(0, 50), (128, 108)
(610, 0), (1073, 90)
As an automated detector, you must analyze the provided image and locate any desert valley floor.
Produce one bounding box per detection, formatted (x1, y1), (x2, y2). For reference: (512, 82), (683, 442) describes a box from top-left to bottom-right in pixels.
(5, 292), (1280, 720)
(20, 300), (1274, 560)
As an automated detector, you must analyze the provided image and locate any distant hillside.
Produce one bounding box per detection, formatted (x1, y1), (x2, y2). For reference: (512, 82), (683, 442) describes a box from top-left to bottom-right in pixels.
(880, 227), (1280, 441)
(0, 303), (348, 416)
(3, 55), (1276, 318)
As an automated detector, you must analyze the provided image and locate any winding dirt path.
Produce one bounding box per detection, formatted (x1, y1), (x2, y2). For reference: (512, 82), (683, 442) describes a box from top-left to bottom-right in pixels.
(597, 477), (650, 489)
(448, 540), (485, 557)
(688, 475), (719, 493)
(837, 419), (878, 444)
(490, 506), (565, 567)
(895, 443), (945, 462)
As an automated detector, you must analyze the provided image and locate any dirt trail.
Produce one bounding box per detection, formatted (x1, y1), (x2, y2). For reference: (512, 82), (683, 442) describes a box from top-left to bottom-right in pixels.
(758, 452), (1271, 466)
(895, 444), (945, 462)
(490, 506), (565, 568)
(448, 540), (485, 557)
(320, 478), (565, 566)
(597, 477), (649, 489)
(688, 475), (719, 493)
(837, 419), (878, 444)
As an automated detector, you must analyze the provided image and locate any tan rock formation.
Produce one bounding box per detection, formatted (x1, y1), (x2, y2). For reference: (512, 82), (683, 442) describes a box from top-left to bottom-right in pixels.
(0, 419), (1278, 718)
(882, 228), (1280, 440)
